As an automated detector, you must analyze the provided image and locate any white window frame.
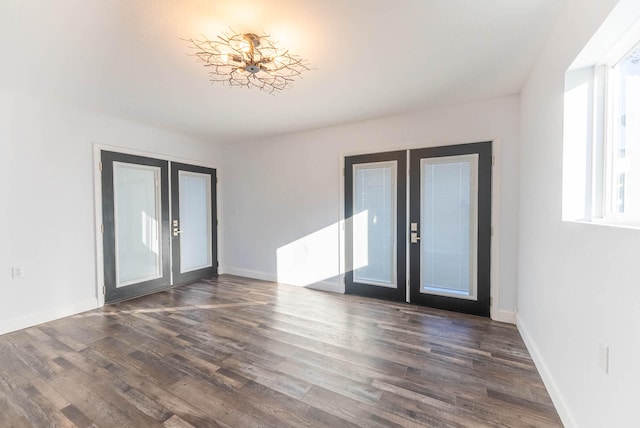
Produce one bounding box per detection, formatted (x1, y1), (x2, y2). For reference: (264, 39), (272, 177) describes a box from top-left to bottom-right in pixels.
(563, 11), (640, 229)
(599, 22), (640, 226)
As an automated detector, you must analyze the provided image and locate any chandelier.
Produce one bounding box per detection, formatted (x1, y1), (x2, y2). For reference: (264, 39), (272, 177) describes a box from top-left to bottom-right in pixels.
(187, 30), (310, 93)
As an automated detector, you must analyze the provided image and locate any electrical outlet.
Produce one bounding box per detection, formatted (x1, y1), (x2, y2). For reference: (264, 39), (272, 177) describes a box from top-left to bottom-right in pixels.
(598, 344), (609, 374)
(11, 266), (24, 279)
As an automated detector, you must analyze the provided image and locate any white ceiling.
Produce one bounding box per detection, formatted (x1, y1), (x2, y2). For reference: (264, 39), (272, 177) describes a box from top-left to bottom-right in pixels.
(0, 0), (562, 144)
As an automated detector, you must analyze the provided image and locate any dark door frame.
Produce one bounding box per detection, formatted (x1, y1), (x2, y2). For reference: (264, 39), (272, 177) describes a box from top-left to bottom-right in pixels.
(344, 150), (407, 302)
(171, 162), (218, 285)
(409, 141), (492, 317)
(100, 150), (218, 305)
(343, 142), (493, 317)
(101, 150), (172, 303)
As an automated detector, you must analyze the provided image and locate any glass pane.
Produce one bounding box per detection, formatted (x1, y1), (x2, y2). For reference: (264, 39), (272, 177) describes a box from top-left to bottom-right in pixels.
(179, 171), (213, 273)
(421, 155), (477, 299)
(352, 161), (397, 287)
(113, 163), (162, 287)
(611, 45), (640, 218)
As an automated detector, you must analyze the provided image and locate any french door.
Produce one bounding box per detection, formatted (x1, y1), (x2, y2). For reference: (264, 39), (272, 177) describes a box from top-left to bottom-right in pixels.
(344, 151), (407, 301)
(171, 162), (218, 285)
(101, 151), (217, 304)
(345, 142), (492, 316)
(409, 142), (492, 316)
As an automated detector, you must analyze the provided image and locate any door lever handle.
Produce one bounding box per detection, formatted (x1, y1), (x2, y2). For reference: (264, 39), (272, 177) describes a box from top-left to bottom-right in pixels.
(173, 228), (183, 237)
(411, 232), (421, 244)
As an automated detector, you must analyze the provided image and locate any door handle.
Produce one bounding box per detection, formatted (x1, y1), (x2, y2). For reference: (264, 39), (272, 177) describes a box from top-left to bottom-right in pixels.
(173, 228), (183, 237)
(411, 232), (421, 244)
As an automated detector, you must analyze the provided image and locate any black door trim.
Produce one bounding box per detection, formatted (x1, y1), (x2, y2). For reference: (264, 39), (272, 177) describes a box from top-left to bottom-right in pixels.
(170, 162), (218, 285)
(409, 141), (492, 316)
(344, 150), (407, 302)
(101, 150), (171, 303)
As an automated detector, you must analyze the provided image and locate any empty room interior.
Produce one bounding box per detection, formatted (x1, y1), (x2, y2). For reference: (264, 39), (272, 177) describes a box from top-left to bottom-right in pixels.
(1, 0), (639, 427)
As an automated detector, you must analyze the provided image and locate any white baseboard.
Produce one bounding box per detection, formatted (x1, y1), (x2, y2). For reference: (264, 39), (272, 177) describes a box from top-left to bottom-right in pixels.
(220, 266), (276, 282)
(219, 266), (344, 294)
(0, 298), (99, 337)
(493, 309), (517, 324)
(517, 315), (576, 428)
(304, 280), (344, 294)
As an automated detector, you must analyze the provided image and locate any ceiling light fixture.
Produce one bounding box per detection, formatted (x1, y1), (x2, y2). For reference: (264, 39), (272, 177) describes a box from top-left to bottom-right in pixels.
(187, 30), (310, 93)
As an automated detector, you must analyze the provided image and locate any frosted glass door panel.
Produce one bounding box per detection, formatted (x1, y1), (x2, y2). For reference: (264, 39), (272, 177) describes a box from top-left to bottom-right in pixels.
(352, 161), (397, 287)
(421, 154), (478, 300)
(113, 162), (163, 287)
(179, 171), (213, 273)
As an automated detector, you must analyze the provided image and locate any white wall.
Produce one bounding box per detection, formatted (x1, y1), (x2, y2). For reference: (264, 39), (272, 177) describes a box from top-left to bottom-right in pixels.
(220, 95), (521, 321)
(0, 88), (221, 335)
(518, 0), (640, 426)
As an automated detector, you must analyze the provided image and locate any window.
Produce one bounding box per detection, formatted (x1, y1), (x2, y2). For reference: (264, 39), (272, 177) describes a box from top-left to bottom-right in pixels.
(563, 9), (640, 228)
(606, 43), (640, 221)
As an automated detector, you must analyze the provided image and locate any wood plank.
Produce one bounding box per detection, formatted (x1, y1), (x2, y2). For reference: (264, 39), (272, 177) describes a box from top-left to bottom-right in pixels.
(0, 274), (562, 427)
(48, 369), (165, 427)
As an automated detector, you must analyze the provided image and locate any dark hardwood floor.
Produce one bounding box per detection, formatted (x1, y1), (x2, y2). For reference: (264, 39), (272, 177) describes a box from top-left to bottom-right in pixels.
(0, 275), (562, 427)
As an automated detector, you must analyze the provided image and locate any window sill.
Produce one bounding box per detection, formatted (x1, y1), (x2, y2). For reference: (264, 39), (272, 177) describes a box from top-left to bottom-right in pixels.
(567, 217), (640, 230)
